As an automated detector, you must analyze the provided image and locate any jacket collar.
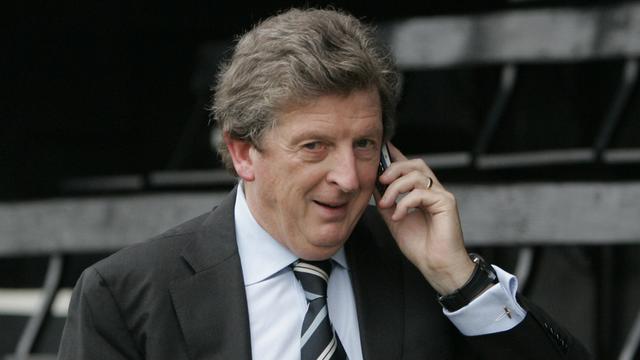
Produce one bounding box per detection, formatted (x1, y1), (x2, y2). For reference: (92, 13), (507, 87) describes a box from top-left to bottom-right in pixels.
(169, 188), (404, 360)
(346, 208), (405, 360)
(169, 187), (253, 360)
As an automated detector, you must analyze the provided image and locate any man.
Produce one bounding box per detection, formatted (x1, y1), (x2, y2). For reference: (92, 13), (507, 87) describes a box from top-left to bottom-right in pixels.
(58, 8), (590, 359)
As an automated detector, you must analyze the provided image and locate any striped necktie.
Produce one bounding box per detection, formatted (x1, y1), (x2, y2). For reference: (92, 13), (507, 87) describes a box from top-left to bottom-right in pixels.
(292, 260), (348, 360)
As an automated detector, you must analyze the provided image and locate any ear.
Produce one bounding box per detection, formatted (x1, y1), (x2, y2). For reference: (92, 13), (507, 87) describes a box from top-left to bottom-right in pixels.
(224, 132), (256, 181)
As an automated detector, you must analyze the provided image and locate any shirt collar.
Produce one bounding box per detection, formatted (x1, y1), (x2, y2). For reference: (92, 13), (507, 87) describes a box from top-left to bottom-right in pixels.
(234, 181), (348, 286)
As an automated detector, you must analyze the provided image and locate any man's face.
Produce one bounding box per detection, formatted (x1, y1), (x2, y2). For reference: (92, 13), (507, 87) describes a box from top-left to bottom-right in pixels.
(243, 88), (383, 260)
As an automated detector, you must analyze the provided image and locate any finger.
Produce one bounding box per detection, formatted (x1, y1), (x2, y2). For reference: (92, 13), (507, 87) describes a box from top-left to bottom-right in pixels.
(380, 158), (442, 189)
(387, 142), (407, 161)
(380, 157), (428, 181)
(384, 143), (433, 180)
(380, 143), (445, 195)
(390, 189), (434, 221)
(379, 170), (429, 207)
(391, 188), (454, 221)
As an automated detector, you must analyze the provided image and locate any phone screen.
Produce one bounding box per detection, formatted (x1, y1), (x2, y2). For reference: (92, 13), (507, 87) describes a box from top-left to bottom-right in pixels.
(376, 143), (391, 195)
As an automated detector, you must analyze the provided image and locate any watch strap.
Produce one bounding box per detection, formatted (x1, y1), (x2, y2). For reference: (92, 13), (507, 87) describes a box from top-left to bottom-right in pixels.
(437, 253), (499, 312)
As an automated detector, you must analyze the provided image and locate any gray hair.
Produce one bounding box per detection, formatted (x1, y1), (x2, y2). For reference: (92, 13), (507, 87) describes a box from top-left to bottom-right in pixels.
(211, 7), (400, 174)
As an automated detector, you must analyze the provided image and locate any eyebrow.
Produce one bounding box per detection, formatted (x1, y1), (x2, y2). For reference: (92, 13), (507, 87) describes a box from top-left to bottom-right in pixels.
(289, 125), (383, 142)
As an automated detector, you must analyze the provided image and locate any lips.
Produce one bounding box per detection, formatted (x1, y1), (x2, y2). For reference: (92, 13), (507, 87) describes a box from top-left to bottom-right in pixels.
(312, 199), (350, 219)
(313, 200), (347, 208)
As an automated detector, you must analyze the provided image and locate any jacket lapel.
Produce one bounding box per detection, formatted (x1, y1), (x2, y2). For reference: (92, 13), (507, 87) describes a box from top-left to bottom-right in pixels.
(347, 209), (405, 360)
(169, 188), (252, 360)
(167, 192), (406, 360)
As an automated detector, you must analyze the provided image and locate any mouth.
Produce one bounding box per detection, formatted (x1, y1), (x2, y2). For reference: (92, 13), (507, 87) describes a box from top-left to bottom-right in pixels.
(313, 200), (348, 209)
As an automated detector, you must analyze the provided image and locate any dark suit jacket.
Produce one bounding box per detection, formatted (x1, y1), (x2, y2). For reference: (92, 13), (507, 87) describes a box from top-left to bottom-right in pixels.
(58, 188), (590, 359)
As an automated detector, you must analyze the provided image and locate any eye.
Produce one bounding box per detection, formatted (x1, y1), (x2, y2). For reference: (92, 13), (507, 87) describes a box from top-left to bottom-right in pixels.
(302, 141), (328, 153)
(354, 139), (374, 149)
(303, 141), (321, 150)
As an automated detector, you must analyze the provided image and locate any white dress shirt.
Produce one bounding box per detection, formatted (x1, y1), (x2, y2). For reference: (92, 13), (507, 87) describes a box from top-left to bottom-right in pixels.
(234, 183), (526, 360)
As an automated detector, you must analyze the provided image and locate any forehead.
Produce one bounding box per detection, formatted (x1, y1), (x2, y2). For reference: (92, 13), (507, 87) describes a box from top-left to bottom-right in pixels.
(274, 89), (383, 136)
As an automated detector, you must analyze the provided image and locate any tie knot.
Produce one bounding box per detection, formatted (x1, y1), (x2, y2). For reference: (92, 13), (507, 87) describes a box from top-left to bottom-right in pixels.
(292, 260), (332, 301)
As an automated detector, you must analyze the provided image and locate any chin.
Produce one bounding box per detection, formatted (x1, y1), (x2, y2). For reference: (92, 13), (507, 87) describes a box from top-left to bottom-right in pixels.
(314, 227), (350, 246)
(297, 235), (347, 260)
(297, 245), (342, 261)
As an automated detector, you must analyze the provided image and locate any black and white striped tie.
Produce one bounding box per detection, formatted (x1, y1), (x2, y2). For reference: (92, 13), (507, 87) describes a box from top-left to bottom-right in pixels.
(292, 260), (348, 360)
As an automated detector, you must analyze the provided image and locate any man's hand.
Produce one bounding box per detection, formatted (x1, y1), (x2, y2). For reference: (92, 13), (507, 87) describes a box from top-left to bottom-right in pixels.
(375, 143), (475, 295)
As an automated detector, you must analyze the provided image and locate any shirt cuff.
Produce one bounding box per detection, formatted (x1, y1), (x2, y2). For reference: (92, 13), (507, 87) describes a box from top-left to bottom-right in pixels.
(443, 265), (527, 336)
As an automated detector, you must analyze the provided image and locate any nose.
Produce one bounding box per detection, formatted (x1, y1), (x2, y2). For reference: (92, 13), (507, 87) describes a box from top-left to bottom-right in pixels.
(326, 147), (360, 193)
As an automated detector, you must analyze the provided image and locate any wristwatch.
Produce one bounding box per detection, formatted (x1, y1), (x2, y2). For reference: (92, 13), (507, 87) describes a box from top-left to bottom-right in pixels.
(437, 253), (499, 312)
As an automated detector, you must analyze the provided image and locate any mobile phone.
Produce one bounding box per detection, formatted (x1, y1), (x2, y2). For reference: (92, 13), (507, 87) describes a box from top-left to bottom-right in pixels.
(376, 143), (392, 195)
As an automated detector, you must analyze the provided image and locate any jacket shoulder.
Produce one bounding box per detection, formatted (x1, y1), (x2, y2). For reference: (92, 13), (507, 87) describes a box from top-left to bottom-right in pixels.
(94, 212), (210, 276)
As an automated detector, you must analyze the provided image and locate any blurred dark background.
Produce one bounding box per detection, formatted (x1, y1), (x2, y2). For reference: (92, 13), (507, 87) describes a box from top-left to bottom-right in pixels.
(2, 1), (640, 359)
(4, 0), (639, 200)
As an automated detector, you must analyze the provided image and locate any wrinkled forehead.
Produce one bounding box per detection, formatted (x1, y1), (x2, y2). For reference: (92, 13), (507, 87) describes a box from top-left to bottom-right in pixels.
(268, 88), (384, 137)
(274, 86), (382, 120)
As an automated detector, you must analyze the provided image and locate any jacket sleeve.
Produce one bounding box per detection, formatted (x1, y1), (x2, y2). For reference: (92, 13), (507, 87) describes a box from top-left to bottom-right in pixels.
(57, 267), (143, 360)
(460, 294), (592, 359)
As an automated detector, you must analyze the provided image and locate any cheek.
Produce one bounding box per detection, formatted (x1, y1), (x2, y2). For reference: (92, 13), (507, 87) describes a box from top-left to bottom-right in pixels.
(252, 162), (284, 204)
(296, 164), (333, 188)
(358, 162), (379, 187)
(275, 167), (321, 203)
